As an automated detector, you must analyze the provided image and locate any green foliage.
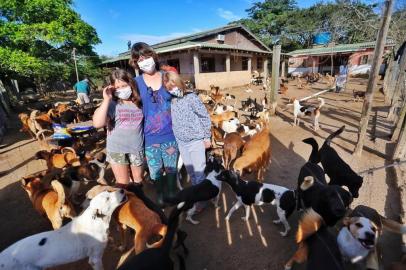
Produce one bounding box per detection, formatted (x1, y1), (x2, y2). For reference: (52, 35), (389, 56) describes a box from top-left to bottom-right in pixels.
(238, 0), (385, 51)
(0, 0), (102, 92)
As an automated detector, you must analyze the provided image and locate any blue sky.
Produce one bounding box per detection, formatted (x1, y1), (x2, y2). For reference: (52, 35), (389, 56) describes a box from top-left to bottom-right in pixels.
(73, 0), (321, 56)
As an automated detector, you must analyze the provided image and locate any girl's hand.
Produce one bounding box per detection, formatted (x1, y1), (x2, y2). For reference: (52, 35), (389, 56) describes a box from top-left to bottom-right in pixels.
(103, 86), (114, 101)
(203, 140), (211, 149)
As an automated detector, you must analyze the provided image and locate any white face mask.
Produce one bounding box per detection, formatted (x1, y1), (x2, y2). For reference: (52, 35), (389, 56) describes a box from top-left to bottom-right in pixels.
(169, 87), (183, 97)
(138, 57), (156, 74)
(114, 86), (132, 100)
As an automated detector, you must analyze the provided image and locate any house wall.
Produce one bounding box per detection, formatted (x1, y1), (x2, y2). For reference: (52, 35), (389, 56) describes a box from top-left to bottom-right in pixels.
(195, 71), (251, 90)
(159, 53), (194, 81)
(196, 30), (264, 52)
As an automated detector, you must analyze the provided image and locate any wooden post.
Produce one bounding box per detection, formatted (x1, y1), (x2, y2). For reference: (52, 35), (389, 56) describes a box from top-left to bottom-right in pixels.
(354, 0), (394, 156)
(383, 56), (395, 101)
(387, 44), (406, 120)
(392, 118), (406, 159)
(281, 59), (286, 78)
(391, 99), (406, 141)
(226, 54), (231, 72)
(270, 45), (281, 115)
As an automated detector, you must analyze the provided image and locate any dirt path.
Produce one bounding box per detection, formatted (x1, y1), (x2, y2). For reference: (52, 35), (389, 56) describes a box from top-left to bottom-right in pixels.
(0, 78), (404, 269)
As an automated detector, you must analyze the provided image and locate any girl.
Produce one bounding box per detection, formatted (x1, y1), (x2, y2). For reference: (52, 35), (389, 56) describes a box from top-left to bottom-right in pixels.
(129, 42), (179, 207)
(93, 69), (144, 188)
(163, 71), (212, 213)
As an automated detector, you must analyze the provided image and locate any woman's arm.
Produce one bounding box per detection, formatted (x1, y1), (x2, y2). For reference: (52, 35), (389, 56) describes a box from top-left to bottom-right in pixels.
(190, 94), (212, 140)
(92, 86), (113, 128)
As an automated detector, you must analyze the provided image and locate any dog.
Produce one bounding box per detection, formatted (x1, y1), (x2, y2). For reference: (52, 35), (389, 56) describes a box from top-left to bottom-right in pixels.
(353, 90), (366, 102)
(21, 175), (76, 229)
(18, 113), (36, 138)
(303, 125), (363, 198)
(337, 205), (406, 269)
(218, 170), (296, 236)
(219, 117), (240, 134)
(165, 155), (224, 225)
(223, 132), (245, 170)
(35, 147), (81, 171)
(117, 201), (188, 270)
(84, 184), (167, 254)
(214, 104), (235, 115)
(291, 97), (324, 131)
(210, 111), (237, 127)
(284, 209), (344, 270)
(0, 189), (127, 270)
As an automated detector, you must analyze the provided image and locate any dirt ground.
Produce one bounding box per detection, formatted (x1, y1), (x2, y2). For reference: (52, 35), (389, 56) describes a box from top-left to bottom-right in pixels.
(0, 77), (405, 270)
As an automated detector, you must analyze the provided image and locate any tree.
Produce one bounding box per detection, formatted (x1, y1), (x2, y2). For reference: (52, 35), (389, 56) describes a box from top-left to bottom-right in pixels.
(0, 0), (101, 93)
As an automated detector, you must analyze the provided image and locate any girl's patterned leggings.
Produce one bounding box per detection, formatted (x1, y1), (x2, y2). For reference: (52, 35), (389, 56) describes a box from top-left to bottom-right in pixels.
(145, 140), (179, 180)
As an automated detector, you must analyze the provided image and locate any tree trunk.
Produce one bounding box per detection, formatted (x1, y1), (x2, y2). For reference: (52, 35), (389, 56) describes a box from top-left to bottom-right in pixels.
(354, 0), (394, 156)
(269, 45), (281, 116)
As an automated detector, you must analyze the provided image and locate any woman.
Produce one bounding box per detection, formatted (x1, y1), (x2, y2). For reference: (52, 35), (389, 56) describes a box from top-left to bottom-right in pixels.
(93, 69), (144, 188)
(129, 42), (179, 207)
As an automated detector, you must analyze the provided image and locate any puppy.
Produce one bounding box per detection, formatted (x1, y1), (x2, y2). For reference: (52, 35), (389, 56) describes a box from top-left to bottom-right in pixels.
(337, 205), (406, 269)
(21, 176), (76, 229)
(284, 209), (344, 270)
(0, 189), (126, 270)
(84, 185), (167, 254)
(303, 125), (363, 198)
(218, 170), (296, 236)
(35, 148), (81, 171)
(165, 155), (224, 225)
(291, 97), (324, 131)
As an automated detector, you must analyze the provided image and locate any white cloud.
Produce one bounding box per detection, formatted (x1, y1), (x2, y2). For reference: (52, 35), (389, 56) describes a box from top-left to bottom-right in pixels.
(217, 8), (241, 21)
(119, 31), (199, 46)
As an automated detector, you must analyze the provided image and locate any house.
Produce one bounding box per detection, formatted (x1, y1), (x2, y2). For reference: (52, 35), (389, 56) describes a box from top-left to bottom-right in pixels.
(102, 24), (272, 90)
(287, 41), (395, 76)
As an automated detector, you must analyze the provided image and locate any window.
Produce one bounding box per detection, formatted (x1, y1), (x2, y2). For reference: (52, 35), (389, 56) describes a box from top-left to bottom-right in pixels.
(242, 57), (248, 71)
(257, 58), (263, 69)
(167, 59), (180, 72)
(360, 55), (369, 65)
(201, 57), (215, 73)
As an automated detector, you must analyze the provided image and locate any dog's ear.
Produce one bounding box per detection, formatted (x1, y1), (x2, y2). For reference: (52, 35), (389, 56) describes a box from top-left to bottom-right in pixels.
(301, 176), (314, 191)
(21, 178), (28, 186)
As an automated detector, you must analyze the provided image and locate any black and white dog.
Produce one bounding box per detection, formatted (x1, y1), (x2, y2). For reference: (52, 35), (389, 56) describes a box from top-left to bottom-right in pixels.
(218, 170), (296, 236)
(303, 125), (363, 198)
(165, 155), (224, 225)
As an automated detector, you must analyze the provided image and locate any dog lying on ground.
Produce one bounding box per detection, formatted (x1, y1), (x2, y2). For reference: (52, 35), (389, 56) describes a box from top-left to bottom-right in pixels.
(21, 175), (76, 229)
(219, 170), (296, 236)
(165, 155), (224, 225)
(233, 124), (271, 181)
(118, 201), (188, 270)
(84, 184), (167, 254)
(303, 125), (363, 198)
(35, 147), (81, 171)
(291, 97), (324, 131)
(337, 205), (406, 269)
(284, 209), (344, 270)
(0, 189), (126, 270)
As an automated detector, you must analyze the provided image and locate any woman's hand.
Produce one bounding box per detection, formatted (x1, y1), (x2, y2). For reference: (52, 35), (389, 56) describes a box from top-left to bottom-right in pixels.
(203, 140), (211, 149)
(103, 86), (114, 101)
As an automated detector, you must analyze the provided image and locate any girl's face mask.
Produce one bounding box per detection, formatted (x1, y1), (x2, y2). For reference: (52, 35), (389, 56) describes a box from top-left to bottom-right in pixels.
(168, 87), (183, 97)
(137, 57), (156, 74)
(114, 86), (132, 100)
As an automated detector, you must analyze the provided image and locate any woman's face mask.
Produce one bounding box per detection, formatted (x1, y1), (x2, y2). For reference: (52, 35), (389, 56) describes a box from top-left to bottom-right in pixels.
(137, 57), (156, 74)
(168, 87), (183, 97)
(114, 86), (132, 100)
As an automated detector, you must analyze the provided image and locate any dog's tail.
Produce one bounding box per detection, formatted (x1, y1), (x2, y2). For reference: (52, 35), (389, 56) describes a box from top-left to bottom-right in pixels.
(325, 125), (345, 146)
(302, 138), (320, 163)
(317, 98), (325, 109)
(51, 180), (66, 208)
(146, 224), (168, 249)
(296, 208), (324, 243)
(382, 217), (406, 234)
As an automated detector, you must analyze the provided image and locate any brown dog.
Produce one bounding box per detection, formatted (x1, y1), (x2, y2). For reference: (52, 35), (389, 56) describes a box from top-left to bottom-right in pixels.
(85, 185), (167, 254)
(233, 125), (271, 181)
(223, 132), (245, 170)
(21, 175), (76, 229)
(35, 148), (81, 171)
(18, 113), (36, 138)
(211, 111), (237, 127)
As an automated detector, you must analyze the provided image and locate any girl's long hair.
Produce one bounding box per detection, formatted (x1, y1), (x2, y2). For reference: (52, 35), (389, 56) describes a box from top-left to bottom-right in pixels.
(109, 69), (142, 108)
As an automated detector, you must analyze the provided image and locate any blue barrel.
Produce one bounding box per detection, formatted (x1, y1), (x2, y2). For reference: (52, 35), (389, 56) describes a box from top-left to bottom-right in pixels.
(313, 32), (331, 45)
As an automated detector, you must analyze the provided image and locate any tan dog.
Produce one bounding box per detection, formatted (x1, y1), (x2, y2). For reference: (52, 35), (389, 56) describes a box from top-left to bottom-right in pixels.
(35, 148), (81, 171)
(21, 175), (76, 229)
(18, 113), (36, 137)
(85, 185), (167, 254)
(223, 132), (245, 170)
(210, 111), (237, 127)
(233, 125), (271, 181)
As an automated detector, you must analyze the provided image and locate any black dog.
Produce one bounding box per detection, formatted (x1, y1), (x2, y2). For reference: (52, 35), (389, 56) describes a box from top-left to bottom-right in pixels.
(303, 125), (363, 198)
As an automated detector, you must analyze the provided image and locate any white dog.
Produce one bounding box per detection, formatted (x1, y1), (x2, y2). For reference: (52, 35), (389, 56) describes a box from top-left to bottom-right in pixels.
(0, 189), (127, 270)
(220, 118), (240, 134)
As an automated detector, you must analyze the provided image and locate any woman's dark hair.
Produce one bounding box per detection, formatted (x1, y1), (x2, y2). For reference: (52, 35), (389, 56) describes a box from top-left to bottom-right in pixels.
(129, 42), (159, 70)
(109, 69), (142, 108)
